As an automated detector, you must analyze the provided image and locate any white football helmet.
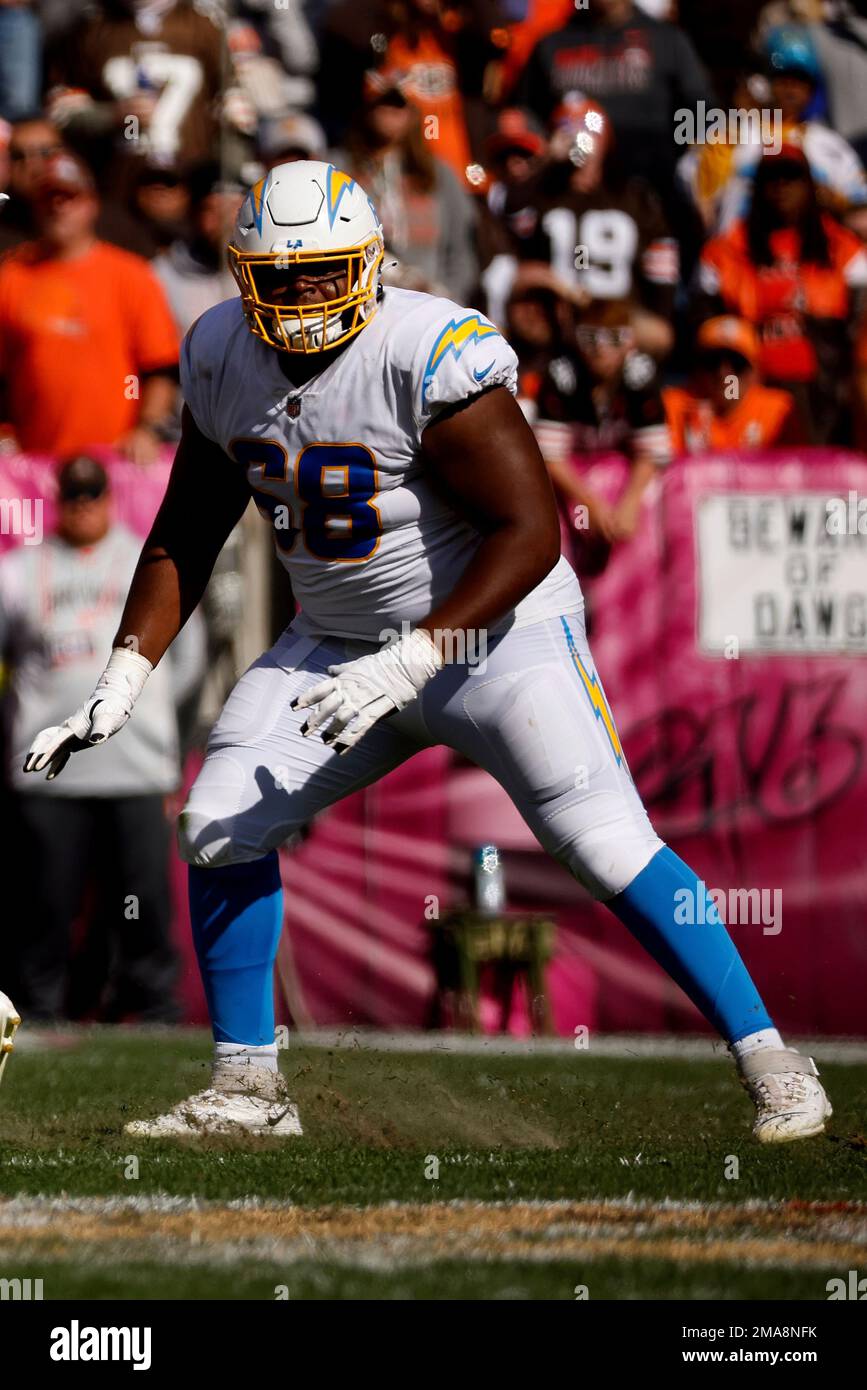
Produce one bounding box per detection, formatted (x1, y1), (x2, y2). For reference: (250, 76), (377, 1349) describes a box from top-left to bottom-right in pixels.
(229, 160), (385, 354)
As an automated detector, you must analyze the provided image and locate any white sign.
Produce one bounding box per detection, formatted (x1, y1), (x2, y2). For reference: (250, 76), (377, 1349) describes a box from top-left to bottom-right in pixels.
(697, 493), (867, 653)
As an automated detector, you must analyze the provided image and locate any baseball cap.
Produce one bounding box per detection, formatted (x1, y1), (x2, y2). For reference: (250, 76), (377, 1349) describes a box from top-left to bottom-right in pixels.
(765, 25), (821, 84)
(34, 151), (95, 199)
(697, 316), (759, 366)
(761, 136), (810, 170)
(485, 108), (546, 159)
(257, 113), (327, 161)
(186, 160), (244, 205)
(135, 159), (185, 189)
(57, 455), (108, 501)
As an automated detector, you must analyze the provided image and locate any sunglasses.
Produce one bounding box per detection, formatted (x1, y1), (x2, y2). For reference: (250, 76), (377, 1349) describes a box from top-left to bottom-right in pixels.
(59, 483), (106, 503)
(576, 326), (631, 350)
(374, 90), (409, 109)
(699, 349), (751, 371)
(10, 144), (63, 162)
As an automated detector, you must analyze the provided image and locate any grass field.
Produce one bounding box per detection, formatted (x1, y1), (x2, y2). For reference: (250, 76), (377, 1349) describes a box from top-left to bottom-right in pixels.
(0, 1029), (865, 1300)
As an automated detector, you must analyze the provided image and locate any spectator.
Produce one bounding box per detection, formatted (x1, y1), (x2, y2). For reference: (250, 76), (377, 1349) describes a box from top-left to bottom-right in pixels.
(46, 0), (224, 191)
(0, 116), (65, 253)
(129, 161), (192, 257)
(664, 315), (807, 451)
(504, 269), (576, 417)
(517, 0), (712, 205)
(318, 0), (503, 153)
(0, 115), (160, 257)
(153, 162), (244, 335)
(333, 74), (478, 301)
(222, 17), (293, 141)
(360, 0), (501, 187)
(695, 140), (867, 442)
(476, 106), (554, 325)
(0, 2), (41, 124)
(755, 2), (867, 162)
(765, 24), (867, 216)
(0, 456), (205, 1023)
(496, 0), (574, 102)
(315, 0), (390, 146)
(497, 95), (679, 357)
(534, 296), (672, 544)
(0, 151), (179, 461)
(676, 69), (773, 236)
(229, 0), (319, 115)
(703, 27), (867, 232)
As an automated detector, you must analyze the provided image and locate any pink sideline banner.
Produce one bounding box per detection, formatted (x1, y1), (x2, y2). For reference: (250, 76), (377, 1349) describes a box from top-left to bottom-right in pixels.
(568, 448), (867, 1037)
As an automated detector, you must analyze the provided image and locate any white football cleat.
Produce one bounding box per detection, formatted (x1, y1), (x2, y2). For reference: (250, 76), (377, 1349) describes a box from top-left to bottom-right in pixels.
(0, 991), (21, 1088)
(123, 1062), (303, 1139)
(737, 1047), (832, 1143)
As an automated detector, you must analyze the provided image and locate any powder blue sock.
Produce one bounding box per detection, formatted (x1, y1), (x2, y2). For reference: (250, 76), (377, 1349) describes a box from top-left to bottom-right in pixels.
(189, 852), (284, 1045)
(608, 846), (773, 1044)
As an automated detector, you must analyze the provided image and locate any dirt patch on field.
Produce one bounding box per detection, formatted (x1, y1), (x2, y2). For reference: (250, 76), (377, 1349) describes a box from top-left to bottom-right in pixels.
(0, 1197), (864, 1272)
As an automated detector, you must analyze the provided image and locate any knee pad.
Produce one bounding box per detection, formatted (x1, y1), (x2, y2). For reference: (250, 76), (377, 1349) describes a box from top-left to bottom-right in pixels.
(178, 749), (290, 868)
(176, 806), (238, 868)
(552, 817), (663, 901)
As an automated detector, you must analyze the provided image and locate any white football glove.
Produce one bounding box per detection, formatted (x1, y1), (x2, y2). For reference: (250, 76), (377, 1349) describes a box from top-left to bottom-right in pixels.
(23, 647), (153, 781)
(292, 629), (442, 754)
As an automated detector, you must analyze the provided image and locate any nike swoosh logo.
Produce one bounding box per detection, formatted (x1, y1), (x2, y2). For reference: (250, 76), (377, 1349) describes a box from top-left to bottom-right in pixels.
(473, 360), (496, 382)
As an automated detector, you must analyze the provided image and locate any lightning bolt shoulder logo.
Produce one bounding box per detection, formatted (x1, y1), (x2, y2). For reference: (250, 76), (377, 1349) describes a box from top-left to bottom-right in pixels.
(422, 315), (500, 405)
(325, 166), (356, 229)
(560, 616), (624, 766)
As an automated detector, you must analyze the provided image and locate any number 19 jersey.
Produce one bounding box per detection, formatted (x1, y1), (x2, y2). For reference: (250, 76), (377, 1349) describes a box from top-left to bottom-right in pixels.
(180, 286), (583, 642)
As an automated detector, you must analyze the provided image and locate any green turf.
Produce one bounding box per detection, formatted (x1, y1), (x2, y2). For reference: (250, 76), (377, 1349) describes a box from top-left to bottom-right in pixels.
(17, 1256), (845, 1302)
(0, 1030), (864, 1299)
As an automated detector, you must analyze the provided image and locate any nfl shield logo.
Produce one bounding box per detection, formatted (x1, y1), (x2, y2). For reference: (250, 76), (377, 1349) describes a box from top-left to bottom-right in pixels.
(286, 397), (301, 419)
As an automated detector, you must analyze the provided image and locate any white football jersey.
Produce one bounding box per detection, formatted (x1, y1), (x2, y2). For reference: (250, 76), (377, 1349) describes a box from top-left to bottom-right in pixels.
(180, 286), (583, 641)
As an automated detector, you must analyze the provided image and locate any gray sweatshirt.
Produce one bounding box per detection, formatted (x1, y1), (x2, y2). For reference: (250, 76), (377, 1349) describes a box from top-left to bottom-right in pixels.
(0, 523), (205, 797)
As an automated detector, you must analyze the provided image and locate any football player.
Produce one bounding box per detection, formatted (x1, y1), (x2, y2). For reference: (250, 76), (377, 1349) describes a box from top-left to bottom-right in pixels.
(24, 162), (831, 1142)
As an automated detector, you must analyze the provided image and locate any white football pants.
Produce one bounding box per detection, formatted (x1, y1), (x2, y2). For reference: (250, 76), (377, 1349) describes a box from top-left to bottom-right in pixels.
(178, 611), (663, 900)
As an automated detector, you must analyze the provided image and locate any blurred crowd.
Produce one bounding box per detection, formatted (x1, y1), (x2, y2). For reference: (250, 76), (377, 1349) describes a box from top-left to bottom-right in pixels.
(2, 4), (867, 461)
(3, 0), (867, 1021)
(1, 2), (867, 524)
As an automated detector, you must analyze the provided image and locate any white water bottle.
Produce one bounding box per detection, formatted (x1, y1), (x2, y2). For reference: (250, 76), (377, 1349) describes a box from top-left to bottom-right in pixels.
(472, 844), (506, 916)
